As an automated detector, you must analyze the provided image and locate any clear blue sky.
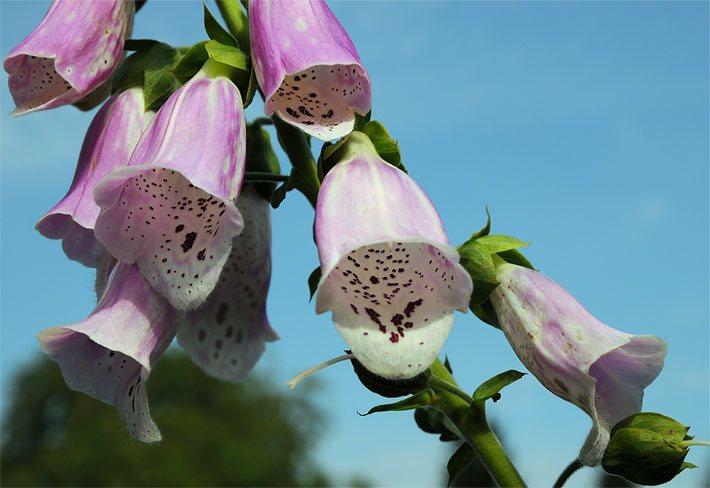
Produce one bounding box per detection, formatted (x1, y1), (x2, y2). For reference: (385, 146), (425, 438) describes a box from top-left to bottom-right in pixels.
(1, 1), (708, 486)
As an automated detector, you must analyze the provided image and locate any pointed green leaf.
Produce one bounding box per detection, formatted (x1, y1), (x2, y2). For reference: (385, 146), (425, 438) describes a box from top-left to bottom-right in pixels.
(361, 390), (436, 416)
(361, 122), (406, 172)
(469, 207), (491, 240)
(242, 65), (258, 108)
(143, 44), (180, 111)
(205, 40), (248, 71)
(447, 443), (477, 487)
(354, 111), (372, 131)
(124, 38), (160, 51)
(497, 248), (535, 270)
(308, 266), (321, 301)
(171, 41), (209, 84)
(680, 462), (698, 471)
(270, 174), (295, 209)
(472, 370), (525, 403)
(476, 234), (530, 255)
(204, 4), (239, 47)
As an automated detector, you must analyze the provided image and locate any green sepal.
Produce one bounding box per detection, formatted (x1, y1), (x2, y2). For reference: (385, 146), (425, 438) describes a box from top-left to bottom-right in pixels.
(475, 235), (530, 255)
(245, 124), (281, 200)
(447, 443), (477, 487)
(123, 38), (160, 51)
(414, 407), (459, 442)
(143, 43), (180, 111)
(497, 249), (535, 270)
(113, 41), (175, 96)
(360, 389), (436, 416)
(458, 240), (497, 305)
(204, 4), (239, 48)
(171, 41), (209, 84)
(316, 137), (348, 181)
(205, 40), (248, 71)
(270, 171), (296, 209)
(360, 121), (407, 172)
(350, 357), (431, 398)
(307, 266), (321, 301)
(680, 462), (699, 471)
(443, 356), (453, 374)
(610, 412), (690, 444)
(242, 65), (258, 108)
(354, 111), (372, 131)
(472, 370), (525, 403)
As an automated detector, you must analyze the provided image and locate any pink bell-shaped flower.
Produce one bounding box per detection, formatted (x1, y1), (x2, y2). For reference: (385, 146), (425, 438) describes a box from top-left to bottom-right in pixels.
(93, 60), (246, 310)
(178, 186), (278, 382)
(489, 260), (667, 466)
(36, 87), (154, 267)
(315, 132), (472, 379)
(4, 0), (134, 115)
(249, 0), (371, 141)
(38, 263), (179, 443)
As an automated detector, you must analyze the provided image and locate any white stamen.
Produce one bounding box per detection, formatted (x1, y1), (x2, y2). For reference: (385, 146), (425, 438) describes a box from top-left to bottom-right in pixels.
(288, 353), (354, 389)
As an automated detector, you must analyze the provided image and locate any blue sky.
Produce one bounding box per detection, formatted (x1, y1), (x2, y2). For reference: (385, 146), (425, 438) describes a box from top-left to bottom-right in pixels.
(1, 1), (708, 486)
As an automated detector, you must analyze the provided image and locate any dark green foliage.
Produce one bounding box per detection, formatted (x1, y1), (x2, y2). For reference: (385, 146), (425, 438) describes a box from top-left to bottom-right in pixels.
(1, 353), (331, 487)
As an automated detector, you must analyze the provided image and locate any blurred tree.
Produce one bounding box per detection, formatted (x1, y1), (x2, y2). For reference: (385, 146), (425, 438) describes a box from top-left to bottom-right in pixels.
(1, 352), (336, 487)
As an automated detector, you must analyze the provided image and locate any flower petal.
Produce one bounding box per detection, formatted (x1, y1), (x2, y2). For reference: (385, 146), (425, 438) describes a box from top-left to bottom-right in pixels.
(490, 261), (667, 466)
(4, 0), (133, 115)
(38, 263), (179, 442)
(315, 133), (471, 379)
(36, 87), (153, 267)
(94, 73), (246, 310)
(178, 186), (277, 382)
(249, 0), (371, 140)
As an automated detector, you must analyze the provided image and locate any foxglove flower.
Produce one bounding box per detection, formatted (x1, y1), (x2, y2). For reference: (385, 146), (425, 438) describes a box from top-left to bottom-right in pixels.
(178, 186), (278, 381)
(4, 0), (133, 116)
(489, 261), (667, 466)
(94, 61), (246, 310)
(249, 0), (371, 141)
(315, 132), (472, 379)
(36, 87), (153, 268)
(38, 263), (179, 442)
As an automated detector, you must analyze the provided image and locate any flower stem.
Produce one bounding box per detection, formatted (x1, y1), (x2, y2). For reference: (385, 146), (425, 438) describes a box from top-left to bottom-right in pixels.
(553, 459), (584, 488)
(429, 360), (526, 487)
(271, 115), (321, 209)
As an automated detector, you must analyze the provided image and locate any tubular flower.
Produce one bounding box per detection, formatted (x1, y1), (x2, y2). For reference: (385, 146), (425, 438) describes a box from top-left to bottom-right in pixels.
(93, 61), (246, 311)
(38, 263), (179, 443)
(36, 87), (154, 268)
(249, 0), (371, 141)
(178, 186), (278, 382)
(315, 132), (472, 379)
(489, 261), (667, 466)
(4, 0), (134, 116)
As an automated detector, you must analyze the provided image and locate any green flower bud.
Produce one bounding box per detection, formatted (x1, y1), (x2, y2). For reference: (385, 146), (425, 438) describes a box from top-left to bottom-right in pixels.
(602, 413), (696, 485)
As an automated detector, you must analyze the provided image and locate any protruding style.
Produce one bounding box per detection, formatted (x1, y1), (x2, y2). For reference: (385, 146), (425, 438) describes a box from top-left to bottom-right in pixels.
(249, 0), (371, 140)
(315, 132), (472, 379)
(489, 261), (667, 466)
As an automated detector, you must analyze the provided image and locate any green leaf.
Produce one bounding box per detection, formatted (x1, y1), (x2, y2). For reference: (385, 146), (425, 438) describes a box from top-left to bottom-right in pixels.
(680, 462), (698, 471)
(143, 44), (180, 111)
(476, 234), (530, 255)
(351, 357), (431, 398)
(469, 207), (491, 240)
(472, 370), (525, 403)
(497, 248), (535, 270)
(204, 4), (239, 48)
(447, 443), (476, 487)
(124, 38), (160, 51)
(360, 121), (406, 172)
(205, 40), (248, 71)
(360, 390), (435, 416)
(610, 412), (690, 444)
(171, 41), (209, 84)
(414, 407), (459, 441)
(242, 65), (258, 108)
(307, 266), (321, 301)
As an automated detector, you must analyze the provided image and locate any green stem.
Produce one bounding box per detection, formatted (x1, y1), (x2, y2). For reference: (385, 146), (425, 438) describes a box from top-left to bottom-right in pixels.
(429, 361), (526, 487)
(553, 459), (583, 488)
(244, 172), (289, 183)
(272, 115), (320, 208)
(216, 0), (250, 51)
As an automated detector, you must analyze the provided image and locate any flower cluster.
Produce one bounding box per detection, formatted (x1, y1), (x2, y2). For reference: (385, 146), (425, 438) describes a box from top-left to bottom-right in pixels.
(6, 0), (681, 481)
